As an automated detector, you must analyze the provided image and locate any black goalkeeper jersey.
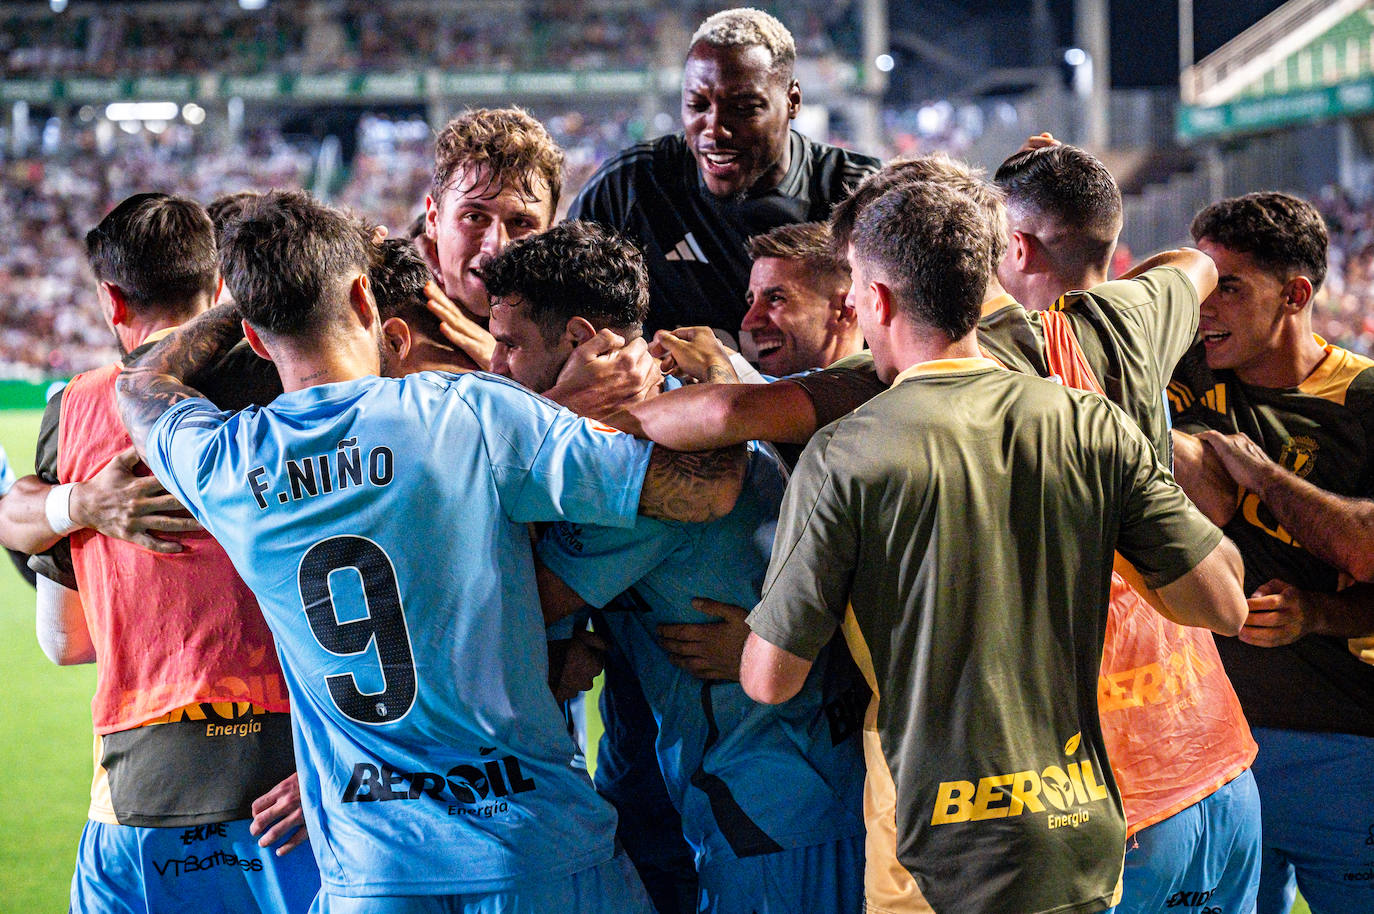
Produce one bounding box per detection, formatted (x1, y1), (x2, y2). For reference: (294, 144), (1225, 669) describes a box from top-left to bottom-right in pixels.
(568, 130), (879, 336)
(1169, 338), (1374, 735)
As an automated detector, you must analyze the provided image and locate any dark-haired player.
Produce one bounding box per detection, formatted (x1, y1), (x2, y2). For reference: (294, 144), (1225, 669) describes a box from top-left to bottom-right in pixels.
(1169, 191), (1374, 914)
(116, 190), (750, 913)
(570, 8), (879, 338)
(741, 178), (1248, 914)
(484, 220), (866, 914)
(740, 222), (861, 377)
(4, 192), (317, 912)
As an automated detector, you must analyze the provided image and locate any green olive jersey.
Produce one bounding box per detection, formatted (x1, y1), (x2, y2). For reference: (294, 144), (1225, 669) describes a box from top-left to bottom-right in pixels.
(748, 360), (1222, 914)
(1168, 338), (1374, 735)
(796, 266), (1200, 467)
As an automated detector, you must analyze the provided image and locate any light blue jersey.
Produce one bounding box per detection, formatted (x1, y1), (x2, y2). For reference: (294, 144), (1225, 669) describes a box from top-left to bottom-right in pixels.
(146, 371), (654, 898)
(0, 443), (15, 496)
(537, 444), (866, 869)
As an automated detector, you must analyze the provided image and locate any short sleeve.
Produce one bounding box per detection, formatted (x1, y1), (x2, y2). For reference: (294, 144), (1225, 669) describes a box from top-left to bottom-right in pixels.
(34, 387), (64, 484)
(143, 397), (234, 520)
(747, 426), (858, 660)
(1078, 266), (1200, 393)
(1111, 406), (1224, 589)
(538, 518), (685, 610)
(788, 353), (885, 431)
(464, 376), (653, 528)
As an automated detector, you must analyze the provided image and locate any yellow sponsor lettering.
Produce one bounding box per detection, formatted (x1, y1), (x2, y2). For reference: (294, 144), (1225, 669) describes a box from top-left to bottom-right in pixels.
(932, 780), (976, 825)
(1241, 492), (1299, 548)
(933, 755), (1110, 825)
(1008, 770), (1044, 815)
(970, 773), (1014, 819)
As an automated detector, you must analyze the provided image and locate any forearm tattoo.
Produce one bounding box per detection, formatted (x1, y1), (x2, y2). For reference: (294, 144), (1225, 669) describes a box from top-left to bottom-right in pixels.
(640, 443), (748, 523)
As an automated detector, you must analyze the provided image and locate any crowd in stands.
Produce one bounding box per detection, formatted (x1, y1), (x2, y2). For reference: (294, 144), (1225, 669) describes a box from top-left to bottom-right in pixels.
(5, 119), (1374, 380)
(2, 0), (857, 79)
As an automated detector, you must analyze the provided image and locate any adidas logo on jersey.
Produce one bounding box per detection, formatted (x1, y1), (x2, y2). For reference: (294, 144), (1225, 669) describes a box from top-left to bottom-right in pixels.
(664, 232), (709, 263)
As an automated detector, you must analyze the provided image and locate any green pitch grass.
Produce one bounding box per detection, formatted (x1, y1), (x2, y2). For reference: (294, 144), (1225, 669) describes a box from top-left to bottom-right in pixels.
(0, 408), (1310, 914)
(0, 409), (95, 912)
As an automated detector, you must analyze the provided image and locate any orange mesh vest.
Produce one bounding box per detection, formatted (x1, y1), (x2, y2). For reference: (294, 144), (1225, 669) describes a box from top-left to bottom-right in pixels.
(57, 363), (289, 733)
(1041, 310), (1256, 835)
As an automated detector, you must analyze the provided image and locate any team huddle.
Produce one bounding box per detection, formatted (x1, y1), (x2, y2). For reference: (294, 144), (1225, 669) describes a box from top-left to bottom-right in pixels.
(1, 7), (1372, 914)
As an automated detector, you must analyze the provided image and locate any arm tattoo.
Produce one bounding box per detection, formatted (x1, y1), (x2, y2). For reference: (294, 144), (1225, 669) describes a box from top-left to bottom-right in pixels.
(115, 303), (243, 458)
(639, 443), (748, 523)
(704, 363), (737, 385)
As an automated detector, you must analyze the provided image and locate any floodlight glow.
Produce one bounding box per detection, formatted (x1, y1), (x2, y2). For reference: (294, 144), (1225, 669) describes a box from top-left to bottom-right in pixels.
(51, 0), (67, 11)
(182, 103), (206, 125)
(239, 0), (268, 9)
(1064, 48), (1087, 67)
(875, 54), (895, 73)
(105, 102), (179, 122)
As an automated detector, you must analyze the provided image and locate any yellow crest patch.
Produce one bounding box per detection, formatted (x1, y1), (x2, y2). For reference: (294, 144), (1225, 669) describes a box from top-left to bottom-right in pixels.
(1279, 436), (1318, 478)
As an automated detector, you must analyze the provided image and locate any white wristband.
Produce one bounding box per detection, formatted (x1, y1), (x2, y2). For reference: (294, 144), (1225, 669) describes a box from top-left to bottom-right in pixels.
(44, 483), (79, 536)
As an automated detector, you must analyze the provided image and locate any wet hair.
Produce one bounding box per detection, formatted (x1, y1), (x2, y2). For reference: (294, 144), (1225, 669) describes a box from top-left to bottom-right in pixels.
(851, 180), (994, 340)
(1191, 191), (1328, 291)
(689, 8), (796, 82)
(85, 192), (217, 318)
(370, 238), (442, 340)
(219, 190), (369, 338)
(431, 108), (564, 218)
(747, 222), (849, 288)
(994, 144), (1122, 273)
(830, 153), (1007, 276)
(481, 220), (648, 339)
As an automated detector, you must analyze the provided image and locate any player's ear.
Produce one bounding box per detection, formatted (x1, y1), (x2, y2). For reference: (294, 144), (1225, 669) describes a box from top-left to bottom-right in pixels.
(830, 284), (857, 329)
(786, 81), (802, 119)
(565, 317), (598, 347)
(100, 281), (130, 327)
(349, 273), (379, 328)
(382, 317), (412, 363)
(423, 194), (440, 239)
(871, 280), (896, 327)
(242, 320), (273, 362)
(1284, 275), (1314, 312)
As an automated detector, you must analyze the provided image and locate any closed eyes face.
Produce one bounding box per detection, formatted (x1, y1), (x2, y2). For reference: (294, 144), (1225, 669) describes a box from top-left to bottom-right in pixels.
(489, 295), (569, 394)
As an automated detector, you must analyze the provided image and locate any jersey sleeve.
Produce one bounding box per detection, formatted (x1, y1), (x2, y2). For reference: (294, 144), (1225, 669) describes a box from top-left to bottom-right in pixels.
(142, 397), (235, 521)
(537, 518), (685, 609)
(747, 425), (857, 660)
(788, 352), (886, 431)
(28, 388), (74, 588)
(1110, 401), (1225, 589)
(464, 376), (653, 528)
(1079, 265), (1200, 392)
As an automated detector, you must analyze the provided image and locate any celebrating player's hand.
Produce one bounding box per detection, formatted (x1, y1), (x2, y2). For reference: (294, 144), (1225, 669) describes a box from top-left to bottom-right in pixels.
(1017, 132), (1061, 153)
(651, 326), (739, 385)
(70, 447), (201, 554)
(1240, 578), (1311, 647)
(1171, 430), (1240, 527)
(423, 280), (496, 370)
(1196, 429), (1280, 497)
(546, 330), (663, 421)
(249, 772), (309, 856)
(658, 598), (751, 681)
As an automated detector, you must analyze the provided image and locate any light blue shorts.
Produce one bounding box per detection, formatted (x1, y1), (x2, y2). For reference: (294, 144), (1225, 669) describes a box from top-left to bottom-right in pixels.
(308, 850), (653, 914)
(1250, 727), (1374, 914)
(71, 817), (320, 913)
(1118, 768), (1261, 914)
(695, 833), (864, 914)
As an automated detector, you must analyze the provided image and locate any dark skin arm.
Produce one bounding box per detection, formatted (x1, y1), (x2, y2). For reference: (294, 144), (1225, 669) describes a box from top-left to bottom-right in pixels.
(116, 303), (245, 462)
(1242, 579), (1374, 646)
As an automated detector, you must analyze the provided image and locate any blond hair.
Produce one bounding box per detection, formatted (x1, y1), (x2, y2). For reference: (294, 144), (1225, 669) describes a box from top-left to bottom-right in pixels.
(690, 8), (796, 78)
